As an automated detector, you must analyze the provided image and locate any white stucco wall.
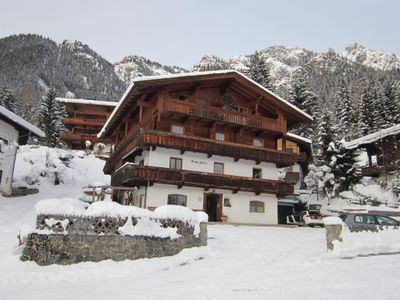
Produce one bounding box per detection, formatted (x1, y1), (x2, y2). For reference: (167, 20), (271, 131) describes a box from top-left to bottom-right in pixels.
(145, 147), (279, 180)
(144, 183), (278, 224)
(0, 119), (19, 196)
(127, 147), (281, 224)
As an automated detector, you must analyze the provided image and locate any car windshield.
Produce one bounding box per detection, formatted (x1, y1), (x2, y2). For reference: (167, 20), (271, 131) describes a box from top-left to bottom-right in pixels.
(376, 216), (399, 226)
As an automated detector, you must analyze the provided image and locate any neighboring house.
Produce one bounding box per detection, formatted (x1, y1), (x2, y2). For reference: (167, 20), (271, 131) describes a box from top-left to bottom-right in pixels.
(346, 124), (400, 179)
(278, 132), (312, 190)
(0, 106), (44, 196)
(98, 70), (312, 224)
(56, 98), (117, 149)
(277, 133), (312, 224)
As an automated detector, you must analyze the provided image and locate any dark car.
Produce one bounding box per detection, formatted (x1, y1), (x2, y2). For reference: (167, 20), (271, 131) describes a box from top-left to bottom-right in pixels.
(338, 213), (399, 230)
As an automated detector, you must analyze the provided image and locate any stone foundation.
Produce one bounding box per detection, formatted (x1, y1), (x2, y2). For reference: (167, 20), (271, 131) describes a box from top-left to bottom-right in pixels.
(21, 214), (207, 265)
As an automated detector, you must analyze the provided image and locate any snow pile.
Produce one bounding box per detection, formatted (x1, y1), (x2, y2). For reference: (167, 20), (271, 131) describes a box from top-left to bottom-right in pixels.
(36, 198), (87, 216)
(323, 216), (343, 226)
(85, 201), (152, 218)
(118, 217), (180, 239)
(34, 199), (207, 238)
(13, 145), (110, 189)
(326, 218), (400, 257)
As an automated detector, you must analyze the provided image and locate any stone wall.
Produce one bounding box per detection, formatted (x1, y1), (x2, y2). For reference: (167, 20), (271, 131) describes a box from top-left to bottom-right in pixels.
(21, 214), (207, 265)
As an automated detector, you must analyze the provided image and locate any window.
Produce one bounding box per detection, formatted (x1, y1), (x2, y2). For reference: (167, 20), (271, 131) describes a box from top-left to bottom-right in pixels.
(197, 98), (208, 105)
(215, 132), (225, 142)
(0, 138), (8, 153)
(250, 201), (265, 213)
(237, 106), (248, 114)
(178, 94), (188, 101)
(214, 162), (224, 174)
(0, 170), (2, 183)
(354, 215), (376, 224)
(169, 157), (182, 169)
(376, 216), (398, 226)
(168, 194), (187, 206)
(253, 138), (263, 147)
(253, 168), (262, 179)
(171, 125), (184, 134)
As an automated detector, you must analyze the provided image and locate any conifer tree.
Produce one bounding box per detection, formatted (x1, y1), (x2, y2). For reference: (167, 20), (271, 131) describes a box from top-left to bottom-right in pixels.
(0, 85), (20, 114)
(370, 81), (386, 130)
(246, 51), (274, 91)
(326, 140), (359, 192)
(359, 81), (375, 135)
(335, 79), (352, 139)
(316, 111), (335, 162)
(38, 88), (65, 147)
(383, 80), (400, 124)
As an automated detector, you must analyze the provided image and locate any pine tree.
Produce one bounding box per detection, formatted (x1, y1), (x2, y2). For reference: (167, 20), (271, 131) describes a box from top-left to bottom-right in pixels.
(327, 140), (359, 192)
(359, 81), (375, 135)
(0, 85), (20, 114)
(370, 81), (386, 130)
(335, 79), (352, 139)
(246, 51), (274, 91)
(383, 80), (400, 124)
(316, 110), (336, 164)
(38, 88), (65, 147)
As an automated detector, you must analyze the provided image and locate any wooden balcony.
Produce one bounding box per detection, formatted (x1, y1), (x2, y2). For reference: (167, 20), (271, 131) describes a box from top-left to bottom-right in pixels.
(104, 129), (307, 174)
(162, 99), (286, 133)
(63, 118), (105, 127)
(61, 133), (112, 144)
(361, 164), (399, 177)
(111, 164), (294, 196)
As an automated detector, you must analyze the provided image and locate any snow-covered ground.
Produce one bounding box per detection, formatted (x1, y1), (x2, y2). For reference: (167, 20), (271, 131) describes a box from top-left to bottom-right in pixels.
(1, 147), (400, 299)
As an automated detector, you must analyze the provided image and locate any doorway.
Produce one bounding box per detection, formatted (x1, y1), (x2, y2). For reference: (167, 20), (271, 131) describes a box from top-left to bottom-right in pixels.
(204, 192), (223, 222)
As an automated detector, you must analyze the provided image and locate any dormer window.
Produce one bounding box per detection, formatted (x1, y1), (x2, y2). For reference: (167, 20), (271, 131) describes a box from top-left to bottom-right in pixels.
(171, 125), (184, 134)
(215, 132), (225, 142)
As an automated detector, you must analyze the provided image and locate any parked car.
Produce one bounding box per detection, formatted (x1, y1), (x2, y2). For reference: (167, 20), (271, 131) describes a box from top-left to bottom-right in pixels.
(338, 213), (399, 230)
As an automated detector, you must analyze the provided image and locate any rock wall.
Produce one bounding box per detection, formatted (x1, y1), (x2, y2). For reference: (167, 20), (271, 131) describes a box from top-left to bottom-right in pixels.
(21, 214), (207, 265)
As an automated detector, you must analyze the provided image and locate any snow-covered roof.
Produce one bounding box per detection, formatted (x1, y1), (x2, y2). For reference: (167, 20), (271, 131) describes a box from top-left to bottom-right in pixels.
(0, 105), (45, 138)
(345, 124), (400, 149)
(287, 132), (312, 144)
(56, 98), (118, 107)
(98, 70), (313, 138)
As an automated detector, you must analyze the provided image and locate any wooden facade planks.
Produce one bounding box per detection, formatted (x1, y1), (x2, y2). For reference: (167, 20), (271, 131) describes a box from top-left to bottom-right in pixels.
(111, 164), (294, 196)
(104, 129), (307, 174)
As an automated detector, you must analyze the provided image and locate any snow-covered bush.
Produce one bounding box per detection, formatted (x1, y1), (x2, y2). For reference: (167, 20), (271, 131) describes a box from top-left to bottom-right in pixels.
(13, 145), (110, 189)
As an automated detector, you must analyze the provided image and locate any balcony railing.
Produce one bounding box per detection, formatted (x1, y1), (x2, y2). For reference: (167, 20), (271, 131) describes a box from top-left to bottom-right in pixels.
(162, 99), (286, 133)
(111, 164), (294, 196)
(61, 133), (112, 143)
(63, 118), (105, 127)
(361, 164), (399, 177)
(104, 129), (307, 174)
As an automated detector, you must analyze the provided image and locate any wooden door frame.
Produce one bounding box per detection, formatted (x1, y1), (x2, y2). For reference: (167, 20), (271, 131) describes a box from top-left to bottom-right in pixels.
(203, 192), (223, 222)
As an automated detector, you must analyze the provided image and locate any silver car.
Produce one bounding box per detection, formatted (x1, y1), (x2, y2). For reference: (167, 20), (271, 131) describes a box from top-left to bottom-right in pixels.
(339, 213), (399, 230)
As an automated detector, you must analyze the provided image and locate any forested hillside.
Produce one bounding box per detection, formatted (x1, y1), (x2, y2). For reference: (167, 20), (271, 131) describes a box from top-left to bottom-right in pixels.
(1, 34), (399, 144)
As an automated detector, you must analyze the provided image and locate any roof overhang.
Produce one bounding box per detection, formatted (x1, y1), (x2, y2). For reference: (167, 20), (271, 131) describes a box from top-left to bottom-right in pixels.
(0, 105), (45, 141)
(98, 70), (313, 138)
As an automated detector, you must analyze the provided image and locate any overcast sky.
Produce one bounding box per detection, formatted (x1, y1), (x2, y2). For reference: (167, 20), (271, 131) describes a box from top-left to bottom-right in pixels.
(0, 0), (399, 68)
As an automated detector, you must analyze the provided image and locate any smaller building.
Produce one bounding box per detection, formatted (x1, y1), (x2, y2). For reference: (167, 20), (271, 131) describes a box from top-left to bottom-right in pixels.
(345, 125), (400, 178)
(0, 106), (44, 196)
(56, 98), (117, 149)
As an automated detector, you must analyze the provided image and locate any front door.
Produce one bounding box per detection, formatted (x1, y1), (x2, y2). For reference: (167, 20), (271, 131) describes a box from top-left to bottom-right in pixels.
(204, 192), (222, 222)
